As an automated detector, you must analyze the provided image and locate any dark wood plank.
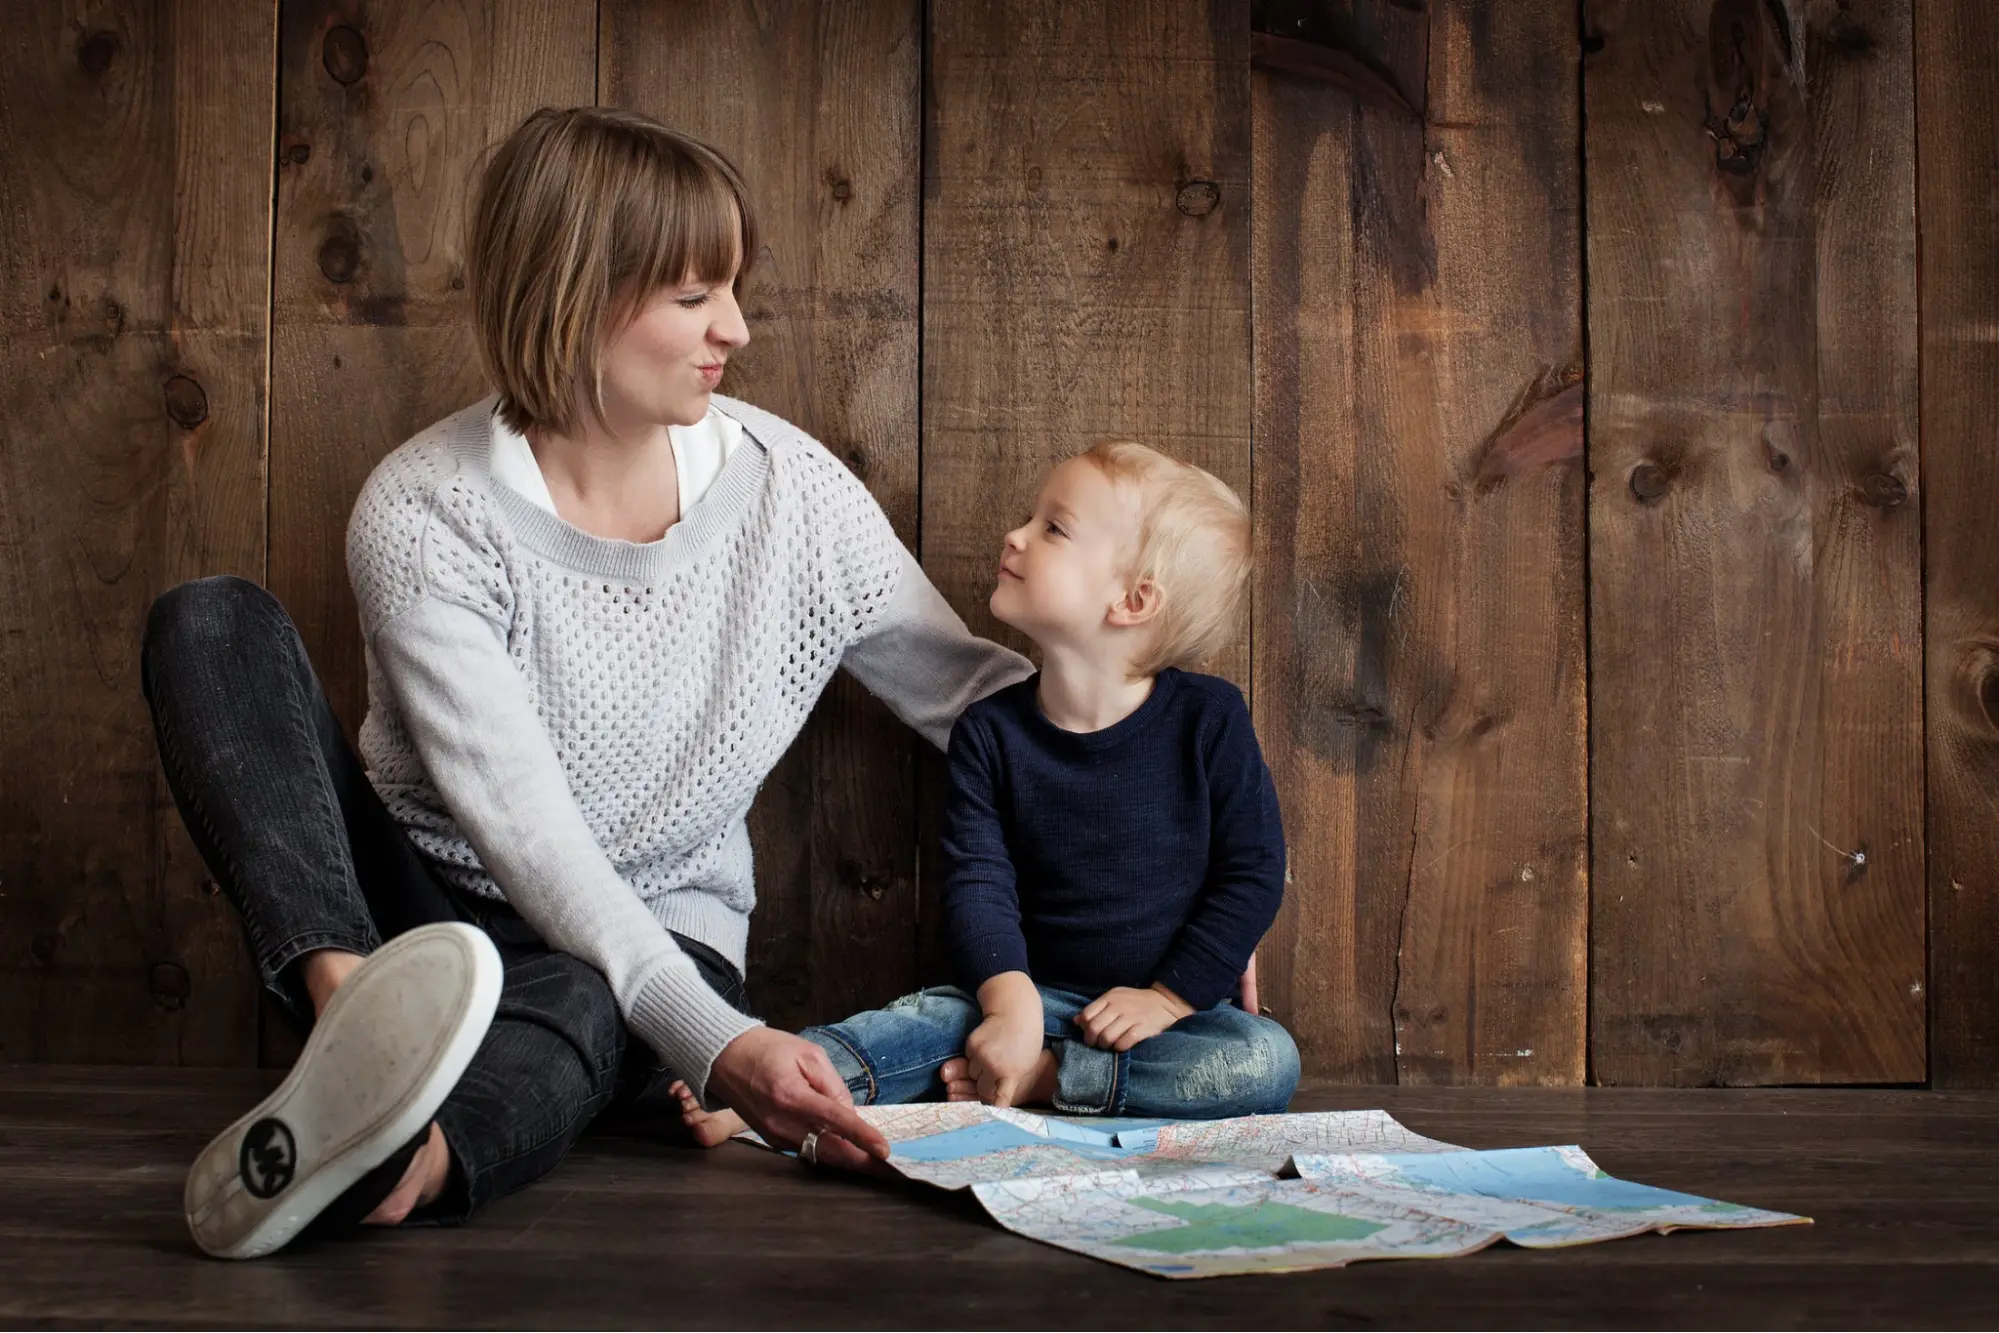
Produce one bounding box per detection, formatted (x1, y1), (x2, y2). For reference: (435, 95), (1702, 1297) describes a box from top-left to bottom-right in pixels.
(918, 0), (1254, 978)
(265, 4), (593, 1062)
(1583, 0), (1924, 1083)
(1251, 1), (1588, 1085)
(1919, 0), (1999, 1087)
(4, 1067), (1997, 1329)
(599, 0), (924, 1030)
(0, 1), (273, 1064)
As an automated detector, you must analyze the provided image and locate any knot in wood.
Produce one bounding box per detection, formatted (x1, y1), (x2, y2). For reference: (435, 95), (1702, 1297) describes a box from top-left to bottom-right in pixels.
(1629, 461), (1672, 502)
(1859, 472), (1908, 509)
(30, 933), (59, 963)
(318, 219), (362, 284)
(286, 142), (311, 166)
(1176, 180), (1221, 217)
(148, 961), (191, 1010)
(77, 31), (119, 75)
(163, 375), (208, 429)
(830, 178), (853, 202)
(323, 25), (368, 85)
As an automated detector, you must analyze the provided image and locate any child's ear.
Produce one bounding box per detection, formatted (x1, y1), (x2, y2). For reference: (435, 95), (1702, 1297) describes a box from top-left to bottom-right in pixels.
(1107, 578), (1163, 628)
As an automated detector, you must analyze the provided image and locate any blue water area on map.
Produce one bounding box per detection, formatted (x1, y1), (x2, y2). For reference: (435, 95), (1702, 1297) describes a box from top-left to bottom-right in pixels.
(1380, 1147), (1715, 1211)
(894, 1121), (1154, 1163)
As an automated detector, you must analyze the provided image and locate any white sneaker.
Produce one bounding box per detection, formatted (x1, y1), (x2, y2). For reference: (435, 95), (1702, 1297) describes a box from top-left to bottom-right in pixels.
(184, 922), (503, 1259)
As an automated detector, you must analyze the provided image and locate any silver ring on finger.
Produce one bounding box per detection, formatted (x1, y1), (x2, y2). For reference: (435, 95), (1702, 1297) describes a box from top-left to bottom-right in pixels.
(799, 1129), (821, 1166)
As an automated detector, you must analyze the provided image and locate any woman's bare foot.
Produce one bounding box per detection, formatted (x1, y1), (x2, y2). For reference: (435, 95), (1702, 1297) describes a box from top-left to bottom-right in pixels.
(940, 1049), (1057, 1107)
(363, 1121), (451, 1224)
(671, 1079), (748, 1147)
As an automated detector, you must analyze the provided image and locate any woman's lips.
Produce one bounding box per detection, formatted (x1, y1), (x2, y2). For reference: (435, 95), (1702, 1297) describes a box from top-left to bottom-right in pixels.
(697, 363), (725, 386)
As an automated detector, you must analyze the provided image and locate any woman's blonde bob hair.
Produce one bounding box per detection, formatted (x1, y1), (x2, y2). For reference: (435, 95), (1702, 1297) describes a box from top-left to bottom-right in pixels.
(1080, 440), (1252, 677)
(467, 106), (758, 437)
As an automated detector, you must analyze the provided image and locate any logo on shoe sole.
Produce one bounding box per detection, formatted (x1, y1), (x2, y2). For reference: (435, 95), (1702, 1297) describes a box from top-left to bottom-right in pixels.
(239, 1118), (297, 1198)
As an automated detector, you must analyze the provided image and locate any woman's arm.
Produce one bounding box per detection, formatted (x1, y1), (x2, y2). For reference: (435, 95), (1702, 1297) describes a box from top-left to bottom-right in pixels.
(372, 594), (888, 1162)
(371, 595), (761, 1096)
(840, 549), (1034, 751)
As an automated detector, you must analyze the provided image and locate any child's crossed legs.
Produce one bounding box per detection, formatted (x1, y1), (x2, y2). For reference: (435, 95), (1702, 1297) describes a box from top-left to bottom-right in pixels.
(677, 983), (1299, 1144)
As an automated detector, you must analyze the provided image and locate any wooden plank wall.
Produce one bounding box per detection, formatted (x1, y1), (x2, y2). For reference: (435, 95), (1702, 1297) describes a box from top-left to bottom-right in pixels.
(0, 0), (1990, 1087)
(1919, 0), (1999, 1087)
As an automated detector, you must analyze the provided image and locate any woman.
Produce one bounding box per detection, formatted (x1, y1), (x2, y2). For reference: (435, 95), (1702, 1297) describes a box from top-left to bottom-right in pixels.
(143, 106), (1031, 1259)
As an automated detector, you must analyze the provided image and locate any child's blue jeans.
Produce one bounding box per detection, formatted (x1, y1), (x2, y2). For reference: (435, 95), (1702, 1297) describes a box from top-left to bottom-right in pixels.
(801, 984), (1301, 1119)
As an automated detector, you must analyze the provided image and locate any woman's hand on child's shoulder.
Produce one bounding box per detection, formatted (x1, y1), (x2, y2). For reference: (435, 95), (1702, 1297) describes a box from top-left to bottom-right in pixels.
(1078, 983), (1195, 1052)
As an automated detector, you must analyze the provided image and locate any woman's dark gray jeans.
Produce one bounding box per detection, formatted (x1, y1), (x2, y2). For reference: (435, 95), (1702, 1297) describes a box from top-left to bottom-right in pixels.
(141, 574), (748, 1223)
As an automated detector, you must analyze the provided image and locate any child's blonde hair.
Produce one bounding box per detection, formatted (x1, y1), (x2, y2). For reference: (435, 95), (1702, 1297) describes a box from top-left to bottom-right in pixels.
(468, 106), (758, 438)
(1080, 440), (1251, 676)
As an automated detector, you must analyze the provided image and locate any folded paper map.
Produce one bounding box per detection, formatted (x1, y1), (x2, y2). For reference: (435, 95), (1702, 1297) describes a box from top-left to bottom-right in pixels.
(745, 1104), (1807, 1279)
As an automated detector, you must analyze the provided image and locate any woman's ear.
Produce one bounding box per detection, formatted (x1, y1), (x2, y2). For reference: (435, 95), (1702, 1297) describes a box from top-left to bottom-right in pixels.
(1107, 578), (1163, 629)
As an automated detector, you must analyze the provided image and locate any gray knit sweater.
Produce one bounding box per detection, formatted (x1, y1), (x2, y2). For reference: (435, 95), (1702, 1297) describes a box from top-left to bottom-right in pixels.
(345, 394), (1032, 1101)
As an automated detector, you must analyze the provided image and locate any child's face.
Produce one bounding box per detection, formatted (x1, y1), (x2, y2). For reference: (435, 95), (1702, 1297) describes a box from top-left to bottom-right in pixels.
(990, 458), (1144, 651)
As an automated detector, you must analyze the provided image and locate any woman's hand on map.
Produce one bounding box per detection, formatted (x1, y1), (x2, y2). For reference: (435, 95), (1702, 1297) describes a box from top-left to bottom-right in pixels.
(1078, 983), (1195, 1052)
(706, 1027), (891, 1170)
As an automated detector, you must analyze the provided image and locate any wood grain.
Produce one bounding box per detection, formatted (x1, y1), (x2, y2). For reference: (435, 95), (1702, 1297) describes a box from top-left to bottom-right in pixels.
(1584, 0), (1924, 1084)
(0, 1), (273, 1063)
(919, 0), (1254, 977)
(6, 1066), (1999, 1328)
(601, 0), (925, 1030)
(1251, 0), (1588, 1085)
(1919, 0), (1999, 1088)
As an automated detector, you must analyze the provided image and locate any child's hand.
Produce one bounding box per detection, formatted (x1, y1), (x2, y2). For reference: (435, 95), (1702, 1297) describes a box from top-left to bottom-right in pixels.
(1079, 983), (1195, 1051)
(965, 1011), (1045, 1106)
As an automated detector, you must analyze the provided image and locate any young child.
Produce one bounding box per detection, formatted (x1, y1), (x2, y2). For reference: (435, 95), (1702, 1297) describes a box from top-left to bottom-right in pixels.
(681, 440), (1296, 1140)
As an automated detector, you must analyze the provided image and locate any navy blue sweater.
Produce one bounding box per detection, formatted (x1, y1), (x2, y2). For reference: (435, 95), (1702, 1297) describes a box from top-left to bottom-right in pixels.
(939, 668), (1287, 1011)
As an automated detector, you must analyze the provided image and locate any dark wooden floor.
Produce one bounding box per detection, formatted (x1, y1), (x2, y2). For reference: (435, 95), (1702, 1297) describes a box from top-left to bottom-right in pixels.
(4, 1067), (1996, 1329)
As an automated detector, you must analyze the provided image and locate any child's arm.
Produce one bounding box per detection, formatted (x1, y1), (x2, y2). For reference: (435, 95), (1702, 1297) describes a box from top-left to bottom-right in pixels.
(940, 715), (1045, 1103)
(1078, 691), (1286, 1051)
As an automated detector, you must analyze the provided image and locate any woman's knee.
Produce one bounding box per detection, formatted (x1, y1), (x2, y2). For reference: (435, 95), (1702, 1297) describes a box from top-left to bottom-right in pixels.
(143, 576), (285, 672)
(491, 950), (627, 1096)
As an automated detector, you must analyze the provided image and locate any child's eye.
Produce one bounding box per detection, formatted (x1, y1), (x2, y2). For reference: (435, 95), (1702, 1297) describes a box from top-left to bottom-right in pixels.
(676, 291), (712, 309)
(1045, 522), (1066, 538)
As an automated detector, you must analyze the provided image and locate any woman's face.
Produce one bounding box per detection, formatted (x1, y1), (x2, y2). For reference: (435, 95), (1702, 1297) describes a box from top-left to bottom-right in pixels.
(597, 265), (751, 431)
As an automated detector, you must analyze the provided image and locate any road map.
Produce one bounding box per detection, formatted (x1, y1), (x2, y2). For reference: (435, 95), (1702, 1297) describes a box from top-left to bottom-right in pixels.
(750, 1104), (1808, 1279)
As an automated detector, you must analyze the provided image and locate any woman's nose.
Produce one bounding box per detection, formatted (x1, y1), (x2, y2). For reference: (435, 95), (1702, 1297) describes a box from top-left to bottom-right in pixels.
(712, 288), (751, 349)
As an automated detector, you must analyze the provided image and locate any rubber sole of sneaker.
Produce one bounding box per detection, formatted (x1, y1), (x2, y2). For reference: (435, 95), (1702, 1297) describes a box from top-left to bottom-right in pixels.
(183, 922), (502, 1259)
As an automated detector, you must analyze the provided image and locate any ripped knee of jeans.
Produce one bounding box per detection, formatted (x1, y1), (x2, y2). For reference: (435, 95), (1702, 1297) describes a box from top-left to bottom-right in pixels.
(1171, 1022), (1302, 1114)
